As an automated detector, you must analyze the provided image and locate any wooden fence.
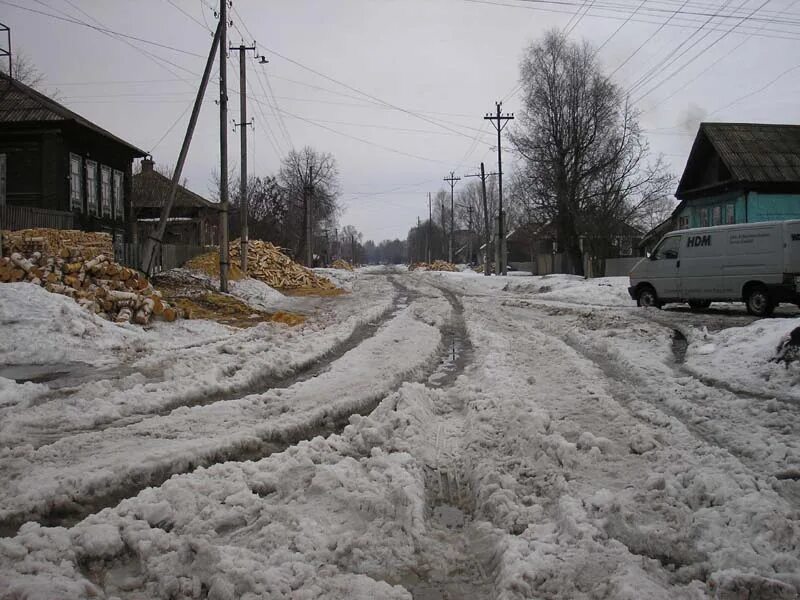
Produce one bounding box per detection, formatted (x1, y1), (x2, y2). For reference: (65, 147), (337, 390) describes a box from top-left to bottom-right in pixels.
(0, 205), (75, 231)
(114, 242), (208, 273)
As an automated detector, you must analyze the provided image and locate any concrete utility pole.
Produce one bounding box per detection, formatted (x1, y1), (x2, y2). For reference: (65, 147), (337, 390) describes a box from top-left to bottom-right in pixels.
(427, 192), (432, 264)
(141, 20), (222, 276)
(484, 102), (514, 275)
(232, 42), (255, 273)
(463, 162), (498, 276)
(443, 171), (460, 263)
(305, 165), (313, 267)
(218, 0), (230, 292)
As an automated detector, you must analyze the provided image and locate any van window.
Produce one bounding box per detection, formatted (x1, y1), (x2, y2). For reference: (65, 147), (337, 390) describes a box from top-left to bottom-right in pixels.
(653, 236), (680, 260)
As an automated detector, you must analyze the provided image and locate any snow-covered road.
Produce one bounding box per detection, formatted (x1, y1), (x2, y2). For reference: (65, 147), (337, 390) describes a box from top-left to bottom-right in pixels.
(1, 270), (798, 599)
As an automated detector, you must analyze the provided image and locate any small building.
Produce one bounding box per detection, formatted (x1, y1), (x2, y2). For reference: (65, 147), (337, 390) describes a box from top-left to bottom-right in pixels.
(0, 72), (146, 240)
(675, 122), (800, 229)
(131, 158), (219, 247)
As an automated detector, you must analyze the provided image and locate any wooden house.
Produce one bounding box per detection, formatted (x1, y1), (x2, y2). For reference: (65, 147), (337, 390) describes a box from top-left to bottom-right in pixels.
(642, 122), (800, 252)
(131, 158), (219, 247)
(0, 72), (147, 241)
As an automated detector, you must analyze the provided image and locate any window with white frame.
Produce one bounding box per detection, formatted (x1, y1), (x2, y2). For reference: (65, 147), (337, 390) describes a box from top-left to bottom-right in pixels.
(678, 216), (689, 229)
(726, 203), (735, 224)
(100, 165), (112, 217)
(69, 153), (83, 211)
(0, 154), (6, 206)
(699, 207), (709, 227)
(713, 205), (721, 225)
(86, 160), (98, 215)
(113, 170), (124, 221)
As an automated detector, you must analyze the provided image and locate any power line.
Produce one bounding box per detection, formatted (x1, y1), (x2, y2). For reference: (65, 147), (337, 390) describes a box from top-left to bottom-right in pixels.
(165, 0), (211, 32)
(640, 0), (793, 112)
(631, 0), (770, 103)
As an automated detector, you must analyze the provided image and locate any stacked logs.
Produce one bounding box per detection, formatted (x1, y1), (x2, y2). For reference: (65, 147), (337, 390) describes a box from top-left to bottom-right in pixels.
(229, 239), (336, 290)
(408, 260), (458, 272)
(2, 229), (112, 259)
(331, 259), (354, 271)
(0, 250), (178, 324)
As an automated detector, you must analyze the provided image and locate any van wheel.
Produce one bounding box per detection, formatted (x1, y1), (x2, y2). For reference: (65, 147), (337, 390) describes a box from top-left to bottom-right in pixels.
(745, 285), (775, 317)
(637, 286), (661, 309)
(688, 300), (711, 311)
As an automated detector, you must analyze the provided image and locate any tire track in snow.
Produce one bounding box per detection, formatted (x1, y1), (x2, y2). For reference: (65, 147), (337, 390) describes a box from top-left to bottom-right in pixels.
(20, 277), (407, 449)
(0, 281), (449, 538)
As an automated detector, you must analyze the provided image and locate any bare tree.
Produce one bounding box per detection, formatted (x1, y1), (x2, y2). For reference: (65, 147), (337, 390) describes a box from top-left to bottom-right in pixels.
(0, 50), (60, 98)
(511, 30), (674, 275)
(278, 147), (341, 259)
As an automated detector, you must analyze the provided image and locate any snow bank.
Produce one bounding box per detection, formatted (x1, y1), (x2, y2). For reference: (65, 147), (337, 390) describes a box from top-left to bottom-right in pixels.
(506, 274), (634, 307)
(0, 283), (142, 366)
(229, 277), (285, 310)
(314, 267), (358, 291)
(684, 318), (800, 400)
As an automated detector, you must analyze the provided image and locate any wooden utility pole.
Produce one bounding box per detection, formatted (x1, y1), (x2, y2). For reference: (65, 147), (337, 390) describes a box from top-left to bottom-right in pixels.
(141, 21), (222, 276)
(443, 171), (460, 263)
(463, 162), (498, 276)
(305, 165), (313, 266)
(232, 42), (255, 273)
(439, 197), (446, 259)
(484, 102), (514, 275)
(467, 205), (474, 265)
(427, 192), (432, 263)
(218, 0), (230, 292)
(416, 216), (421, 263)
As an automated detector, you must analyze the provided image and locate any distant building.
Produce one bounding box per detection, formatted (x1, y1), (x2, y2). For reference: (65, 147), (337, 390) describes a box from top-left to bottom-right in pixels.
(0, 72), (146, 240)
(641, 122), (800, 251)
(131, 158), (220, 247)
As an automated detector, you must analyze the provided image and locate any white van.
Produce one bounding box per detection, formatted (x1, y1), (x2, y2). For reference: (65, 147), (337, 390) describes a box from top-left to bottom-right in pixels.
(628, 220), (800, 316)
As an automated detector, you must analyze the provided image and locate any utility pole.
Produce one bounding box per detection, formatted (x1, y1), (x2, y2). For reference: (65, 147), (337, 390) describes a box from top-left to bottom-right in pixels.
(218, 0), (230, 292)
(232, 42), (255, 273)
(463, 162), (498, 276)
(0, 22), (10, 78)
(484, 101), (514, 275)
(416, 216), (421, 263)
(351, 235), (356, 266)
(141, 20), (222, 277)
(467, 205), (474, 265)
(443, 171), (460, 263)
(305, 165), (313, 267)
(427, 192), (432, 264)
(439, 197), (446, 259)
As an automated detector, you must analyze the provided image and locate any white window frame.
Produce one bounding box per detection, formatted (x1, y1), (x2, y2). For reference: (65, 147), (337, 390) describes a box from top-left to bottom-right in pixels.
(726, 203), (735, 224)
(0, 154), (6, 207)
(86, 160), (98, 216)
(113, 170), (124, 221)
(713, 205), (721, 226)
(100, 165), (112, 217)
(678, 216), (689, 229)
(699, 208), (709, 227)
(69, 153), (83, 211)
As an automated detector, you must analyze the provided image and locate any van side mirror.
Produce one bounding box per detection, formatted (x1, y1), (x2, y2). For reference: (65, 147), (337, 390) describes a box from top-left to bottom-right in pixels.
(647, 252), (654, 260)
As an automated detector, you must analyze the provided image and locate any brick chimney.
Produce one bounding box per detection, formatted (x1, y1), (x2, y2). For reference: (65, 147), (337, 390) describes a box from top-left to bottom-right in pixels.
(141, 157), (154, 173)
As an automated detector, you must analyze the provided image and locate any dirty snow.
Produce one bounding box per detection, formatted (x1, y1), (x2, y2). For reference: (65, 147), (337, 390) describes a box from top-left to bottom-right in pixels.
(1, 270), (798, 599)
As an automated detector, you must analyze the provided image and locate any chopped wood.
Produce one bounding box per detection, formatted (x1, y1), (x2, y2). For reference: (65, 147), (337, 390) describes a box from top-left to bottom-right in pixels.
(1, 228), (182, 325)
(228, 239), (337, 290)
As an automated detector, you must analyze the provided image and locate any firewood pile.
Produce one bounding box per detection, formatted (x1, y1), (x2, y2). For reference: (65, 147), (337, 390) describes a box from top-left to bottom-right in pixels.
(2, 228), (112, 260)
(229, 239), (336, 290)
(1, 235), (179, 324)
(409, 260), (458, 272)
(331, 259), (354, 271)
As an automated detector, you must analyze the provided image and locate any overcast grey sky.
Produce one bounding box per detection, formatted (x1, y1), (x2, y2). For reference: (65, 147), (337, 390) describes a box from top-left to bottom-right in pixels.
(4, 0), (800, 240)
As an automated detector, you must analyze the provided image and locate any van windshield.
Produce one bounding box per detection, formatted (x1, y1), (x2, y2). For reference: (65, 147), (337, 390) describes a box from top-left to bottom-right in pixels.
(653, 236), (680, 260)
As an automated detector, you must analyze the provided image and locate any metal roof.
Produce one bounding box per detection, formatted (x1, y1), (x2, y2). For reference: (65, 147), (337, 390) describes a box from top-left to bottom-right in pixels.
(133, 167), (221, 211)
(704, 122), (800, 183)
(676, 122), (800, 198)
(0, 72), (147, 156)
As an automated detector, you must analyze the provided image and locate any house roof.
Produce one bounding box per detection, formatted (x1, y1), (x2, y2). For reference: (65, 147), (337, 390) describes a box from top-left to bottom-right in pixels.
(676, 122), (800, 198)
(0, 72), (147, 156)
(133, 167), (221, 211)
